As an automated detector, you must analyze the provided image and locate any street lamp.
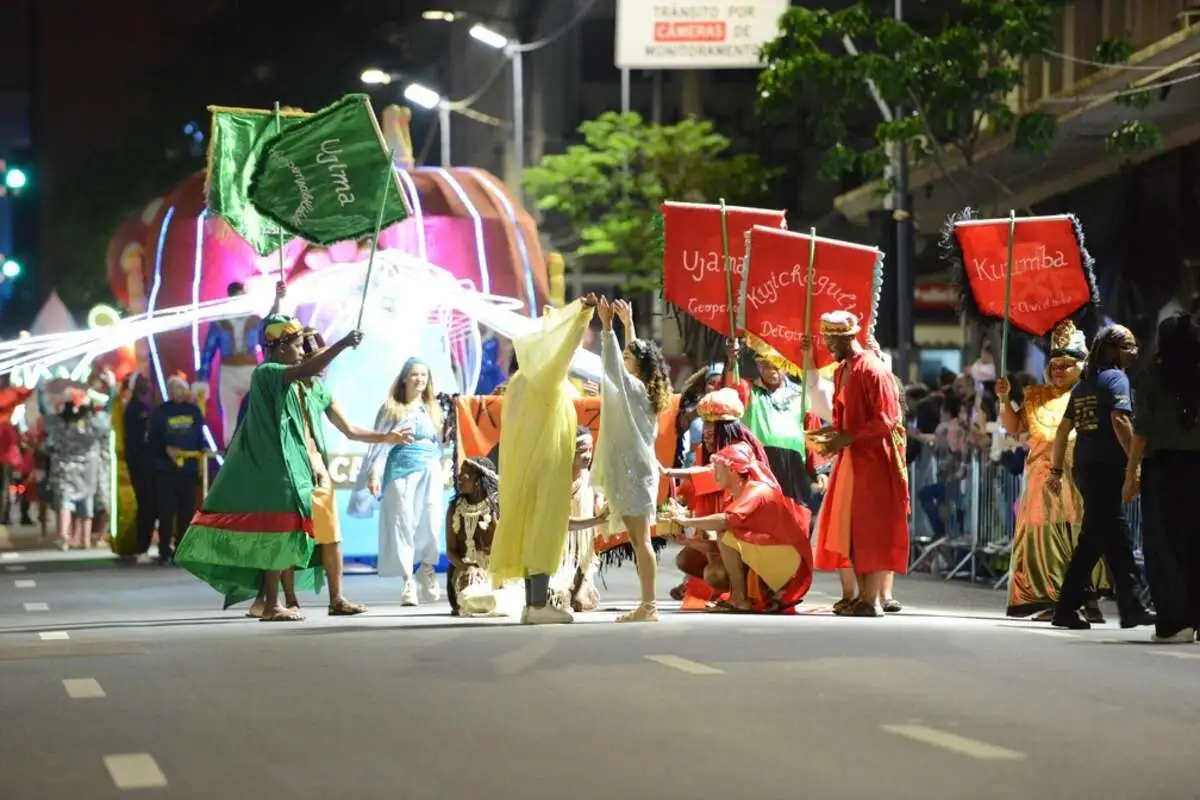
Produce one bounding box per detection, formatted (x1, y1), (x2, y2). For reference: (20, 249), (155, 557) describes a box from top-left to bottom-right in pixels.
(360, 68), (393, 86)
(422, 10), (458, 22)
(1, 259), (22, 279)
(403, 83), (453, 167)
(466, 23), (525, 199)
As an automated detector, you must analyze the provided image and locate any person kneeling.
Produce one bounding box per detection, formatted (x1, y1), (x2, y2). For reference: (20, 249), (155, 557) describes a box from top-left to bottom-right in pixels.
(671, 443), (814, 613)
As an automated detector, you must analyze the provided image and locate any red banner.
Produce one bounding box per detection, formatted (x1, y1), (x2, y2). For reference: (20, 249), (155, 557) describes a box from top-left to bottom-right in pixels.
(742, 226), (881, 369)
(953, 215), (1092, 336)
(661, 201), (787, 336)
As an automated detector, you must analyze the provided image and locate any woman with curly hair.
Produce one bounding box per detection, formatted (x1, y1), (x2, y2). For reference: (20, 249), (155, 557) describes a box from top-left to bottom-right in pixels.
(592, 297), (671, 622)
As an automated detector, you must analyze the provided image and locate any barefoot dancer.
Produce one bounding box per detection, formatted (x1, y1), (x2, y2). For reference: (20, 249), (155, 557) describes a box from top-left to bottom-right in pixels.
(176, 317), (403, 621)
(811, 311), (910, 618)
(562, 426), (610, 613)
(489, 296), (598, 625)
(670, 442), (813, 613)
(592, 297), (671, 623)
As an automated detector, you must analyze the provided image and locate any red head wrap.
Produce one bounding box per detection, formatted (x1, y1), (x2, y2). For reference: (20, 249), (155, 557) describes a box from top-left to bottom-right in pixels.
(711, 442), (776, 487)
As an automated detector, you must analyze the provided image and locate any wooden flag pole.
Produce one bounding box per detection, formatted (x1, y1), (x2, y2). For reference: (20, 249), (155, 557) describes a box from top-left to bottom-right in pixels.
(272, 101), (286, 284)
(356, 152), (396, 333)
(718, 198), (739, 381)
(999, 210), (1017, 377)
(800, 226), (817, 419)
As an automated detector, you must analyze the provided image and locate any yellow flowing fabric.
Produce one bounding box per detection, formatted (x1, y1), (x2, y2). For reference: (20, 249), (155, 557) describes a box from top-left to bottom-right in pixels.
(490, 300), (594, 584)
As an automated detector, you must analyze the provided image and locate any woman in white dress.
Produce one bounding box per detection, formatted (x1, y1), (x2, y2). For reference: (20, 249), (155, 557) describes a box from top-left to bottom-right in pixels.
(592, 298), (671, 622)
(352, 358), (445, 606)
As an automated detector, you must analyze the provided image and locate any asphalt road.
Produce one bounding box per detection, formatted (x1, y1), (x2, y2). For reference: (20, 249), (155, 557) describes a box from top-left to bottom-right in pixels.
(0, 530), (1197, 800)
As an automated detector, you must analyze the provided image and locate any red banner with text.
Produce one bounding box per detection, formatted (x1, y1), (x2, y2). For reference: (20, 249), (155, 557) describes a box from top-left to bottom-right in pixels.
(661, 201), (787, 336)
(742, 226), (881, 370)
(953, 215), (1092, 336)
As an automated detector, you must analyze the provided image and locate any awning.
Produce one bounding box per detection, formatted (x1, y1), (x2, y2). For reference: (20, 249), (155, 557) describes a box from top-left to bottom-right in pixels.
(835, 24), (1200, 235)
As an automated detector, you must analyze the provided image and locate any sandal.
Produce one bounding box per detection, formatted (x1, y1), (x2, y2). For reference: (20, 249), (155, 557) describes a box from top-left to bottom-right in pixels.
(616, 603), (659, 623)
(329, 599), (368, 616)
(849, 601), (884, 618)
(260, 607), (305, 622)
(882, 598), (903, 614)
(832, 598), (857, 615)
(245, 601), (265, 619)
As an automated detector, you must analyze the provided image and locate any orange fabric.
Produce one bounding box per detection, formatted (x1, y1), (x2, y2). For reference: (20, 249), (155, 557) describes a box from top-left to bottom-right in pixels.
(455, 394), (679, 553)
(814, 450), (855, 570)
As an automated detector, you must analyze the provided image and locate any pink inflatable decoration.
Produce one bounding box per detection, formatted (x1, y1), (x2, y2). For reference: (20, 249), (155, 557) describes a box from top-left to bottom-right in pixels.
(104, 104), (551, 447)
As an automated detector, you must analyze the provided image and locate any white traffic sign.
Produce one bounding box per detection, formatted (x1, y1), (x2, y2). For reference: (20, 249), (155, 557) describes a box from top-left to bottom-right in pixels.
(615, 1), (791, 70)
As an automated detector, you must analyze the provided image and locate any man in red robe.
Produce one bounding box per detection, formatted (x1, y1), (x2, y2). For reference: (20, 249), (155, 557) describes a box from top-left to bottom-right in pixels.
(812, 311), (909, 617)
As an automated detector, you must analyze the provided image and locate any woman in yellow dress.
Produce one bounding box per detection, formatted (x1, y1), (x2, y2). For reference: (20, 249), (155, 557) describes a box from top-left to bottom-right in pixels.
(489, 295), (597, 625)
(999, 320), (1108, 622)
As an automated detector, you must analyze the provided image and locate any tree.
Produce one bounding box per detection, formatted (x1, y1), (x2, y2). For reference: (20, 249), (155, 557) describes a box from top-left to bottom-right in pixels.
(523, 111), (779, 295)
(755, 0), (1163, 203)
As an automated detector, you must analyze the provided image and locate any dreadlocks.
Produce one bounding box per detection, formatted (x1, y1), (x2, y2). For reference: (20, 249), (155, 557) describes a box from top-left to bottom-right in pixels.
(1084, 325), (1132, 378)
(453, 456), (499, 520)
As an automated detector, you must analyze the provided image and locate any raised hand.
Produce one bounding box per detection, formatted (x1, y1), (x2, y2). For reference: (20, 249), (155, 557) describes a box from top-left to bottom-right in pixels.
(597, 296), (615, 330)
(614, 298), (633, 328)
(995, 377), (1011, 399)
(343, 330), (364, 349)
(580, 292), (599, 308)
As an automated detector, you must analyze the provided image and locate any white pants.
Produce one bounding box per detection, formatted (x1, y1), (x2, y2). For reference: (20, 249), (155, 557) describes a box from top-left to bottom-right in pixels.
(377, 463), (443, 581)
(219, 363), (256, 447)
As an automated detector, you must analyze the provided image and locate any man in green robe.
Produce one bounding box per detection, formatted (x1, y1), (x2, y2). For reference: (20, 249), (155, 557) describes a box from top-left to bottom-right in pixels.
(176, 316), (401, 621)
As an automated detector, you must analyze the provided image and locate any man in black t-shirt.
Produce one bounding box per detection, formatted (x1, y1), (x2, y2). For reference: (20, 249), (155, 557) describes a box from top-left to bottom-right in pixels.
(1048, 325), (1154, 630)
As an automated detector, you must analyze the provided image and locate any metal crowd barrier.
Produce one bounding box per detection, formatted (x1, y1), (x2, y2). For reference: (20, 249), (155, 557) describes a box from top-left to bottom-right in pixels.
(907, 449), (1146, 597)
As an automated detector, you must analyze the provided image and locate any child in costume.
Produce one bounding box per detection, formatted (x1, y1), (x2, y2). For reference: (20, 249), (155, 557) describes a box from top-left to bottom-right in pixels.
(592, 297), (671, 623)
(176, 317), (405, 621)
(446, 457), (519, 617)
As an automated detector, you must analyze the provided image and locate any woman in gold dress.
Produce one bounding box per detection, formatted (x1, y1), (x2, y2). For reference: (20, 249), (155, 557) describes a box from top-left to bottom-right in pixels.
(999, 320), (1108, 622)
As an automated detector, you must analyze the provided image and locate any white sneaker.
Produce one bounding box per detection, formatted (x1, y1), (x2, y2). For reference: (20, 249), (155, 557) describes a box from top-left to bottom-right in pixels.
(417, 565), (441, 604)
(1152, 627), (1195, 644)
(399, 583), (419, 607)
(524, 604), (573, 625)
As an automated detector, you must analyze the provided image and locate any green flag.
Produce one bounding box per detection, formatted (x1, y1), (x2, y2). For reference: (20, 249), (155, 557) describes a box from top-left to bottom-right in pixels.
(205, 106), (307, 256)
(248, 94), (409, 246)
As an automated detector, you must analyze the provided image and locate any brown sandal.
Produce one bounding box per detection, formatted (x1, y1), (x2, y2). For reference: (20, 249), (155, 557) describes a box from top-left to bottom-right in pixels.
(832, 598), (857, 615)
(328, 599), (367, 616)
(260, 607), (305, 622)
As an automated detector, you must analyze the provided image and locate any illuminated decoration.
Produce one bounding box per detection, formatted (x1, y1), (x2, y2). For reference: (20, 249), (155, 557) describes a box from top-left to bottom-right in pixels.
(428, 167), (489, 294)
(146, 205), (176, 398)
(87, 304), (121, 329)
(191, 210), (207, 371)
(394, 169), (427, 262)
(467, 168), (537, 316)
(1, 259), (21, 279)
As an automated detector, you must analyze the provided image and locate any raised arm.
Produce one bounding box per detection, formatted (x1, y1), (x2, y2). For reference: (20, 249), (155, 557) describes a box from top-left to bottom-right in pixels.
(282, 330), (362, 386)
(325, 399), (412, 445)
(197, 325), (221, 381)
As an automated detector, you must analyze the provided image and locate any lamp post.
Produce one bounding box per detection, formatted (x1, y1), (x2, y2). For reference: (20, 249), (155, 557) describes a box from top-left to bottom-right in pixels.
(467, 23), (524, 200)
(403, 83), (453, 167)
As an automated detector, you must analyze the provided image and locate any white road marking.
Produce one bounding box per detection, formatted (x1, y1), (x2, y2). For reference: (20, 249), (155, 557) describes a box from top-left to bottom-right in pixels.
(881, 724), (1026, 761)
(23, 602), (48, 612)
(0, 552), (18, 561)
(63, 678), (106, 698)
(13, 579), (35, 588)
(1148, 650), (1200, 660)
(490, 638), (556, 676)
(104, 754), (168, 790)
(644, 655), (724, 675)
(38, 631), (70, 641)
(5, 564), (26, 572)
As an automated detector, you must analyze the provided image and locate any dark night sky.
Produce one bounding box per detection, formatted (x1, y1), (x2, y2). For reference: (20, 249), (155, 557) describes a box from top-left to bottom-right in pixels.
(0, 0), (445, 307)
